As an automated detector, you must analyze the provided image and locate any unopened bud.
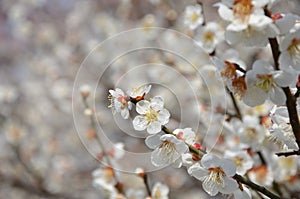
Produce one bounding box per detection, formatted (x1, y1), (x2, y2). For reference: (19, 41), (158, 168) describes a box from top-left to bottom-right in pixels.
(135, 167), (145, 178)
(80, 84), (91, 99)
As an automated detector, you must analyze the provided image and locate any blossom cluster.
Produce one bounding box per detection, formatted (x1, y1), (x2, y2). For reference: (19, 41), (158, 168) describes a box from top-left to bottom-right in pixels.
(98, 1), (300, 198)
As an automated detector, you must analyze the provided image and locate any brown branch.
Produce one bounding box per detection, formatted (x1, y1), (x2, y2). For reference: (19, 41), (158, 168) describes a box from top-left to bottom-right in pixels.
(276, 150), (300, 157)
(234, 174), (281, 199)
(161, 126), (280, 199)
(266, 21), (300, 149)
(227, 87), (242, 120)
(129, 94), (280, 199)
(83, 96), (124, 194)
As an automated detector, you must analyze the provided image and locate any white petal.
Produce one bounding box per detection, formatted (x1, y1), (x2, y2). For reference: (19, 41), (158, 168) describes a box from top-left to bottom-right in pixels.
(133, 116), (148, 131)
(158, 109), (170, 125)
(136, 100), (150, 114)
(145, 134), (162, 149)
(218, 4), (233, 21)
(220, 159), (236, 176)
(249, 15), (271, 30)
(151, 96), (164, 111)
(225, 30), (242, 45)
(243, 86), (267, 107)
(274, 70), (297, 87)
(188, 163), (209, 179)
(279, 51), (293, 71)
(269, 87), (286, 105)
(202, 178), (219, 196)
(234, 185), (252, 199)
(151, 148), (165, 167)
(175, 140), (189, 154)
(201, 154), (221, 169)
(219, 177), (239, 194)
(253, 60), (272, 73)
(147, 121), (162, 134)
(121, 108), (129, 119)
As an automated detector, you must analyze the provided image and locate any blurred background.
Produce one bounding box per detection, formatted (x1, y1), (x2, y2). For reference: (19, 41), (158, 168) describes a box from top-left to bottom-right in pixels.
(1, 0), (300, 198)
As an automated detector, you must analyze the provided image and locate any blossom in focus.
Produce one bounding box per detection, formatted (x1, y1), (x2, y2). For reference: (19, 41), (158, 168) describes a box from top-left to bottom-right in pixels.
(217, 0), (278, 46)
(269, 106), (299, 150)
(108, 88), (132, 119)
(133, 96), (170, 134)
(188, 154), (238, 196)
(183, 4), (204, 30)
(145, 134), (188, 167)
(151, 182), (169, 199)
(195, 22), (224, 54)
(274, 13), (300, 34)
(173, 128), (196, 145)
(243, 60), (296, 106)
(127, 84), (151, 99)
(279, 29), (300, 71)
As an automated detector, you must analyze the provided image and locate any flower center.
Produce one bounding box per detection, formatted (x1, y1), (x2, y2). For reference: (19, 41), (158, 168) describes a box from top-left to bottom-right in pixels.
(154, 187), (162, 198)
(255, 74), (275, 92)
(204, 31), (215, 44)
(233, 0), (253, 22)
(233, 157), (244, 167)
(145, 108), (159, 123)
(159, 141), (177, 158)
(221, 61), (237, 79)
(190, 12), (200, 22)
(245, 127), (257, 139)
(287, 38), (300, 63)
(206, 167), (226, 186)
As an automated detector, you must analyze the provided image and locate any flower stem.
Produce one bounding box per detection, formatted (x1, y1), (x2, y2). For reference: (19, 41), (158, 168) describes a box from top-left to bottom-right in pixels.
(234, 174), (281, 199)
(82, 97), (123, 193)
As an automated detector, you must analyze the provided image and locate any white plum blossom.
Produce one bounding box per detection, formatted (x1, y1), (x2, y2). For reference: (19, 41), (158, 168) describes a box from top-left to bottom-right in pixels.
(217, 0), (278, 46)
(127, 84), (152, 99)
(151, 182), (169, 199)
(133, 96), (170, 134)
(173, 128), (196, 145)
(188, 154), (238, 196)
(79, 84), (91, 98)
(243, 60), (297, 106)
(269, 106), (299, 150)
(108, 88), (132, 119)
(183, 4), (204, 30)
(279, 29), (300, 71)
(224, 150), (254, 175)
(274, 13), (300, 35)
(195, 22), (224, 54)
(212, 53), (247, 98)
(145, 134), (188, 167)
(237, 115), (266, 150)
(92, 167), (118, 196)
(224, 24), (278, 46)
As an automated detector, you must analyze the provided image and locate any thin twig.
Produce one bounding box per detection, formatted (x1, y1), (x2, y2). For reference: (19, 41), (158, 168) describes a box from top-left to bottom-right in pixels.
(129, 95), (280, 199)
(234, 174), (281, 199)
(226, 87), (242, 120)
(82, 97), (123, 194)
(276, 150), (300, 157)
(162, 125), (280, 199)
